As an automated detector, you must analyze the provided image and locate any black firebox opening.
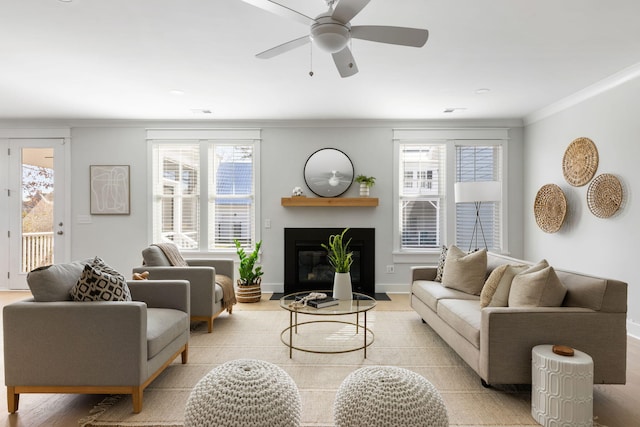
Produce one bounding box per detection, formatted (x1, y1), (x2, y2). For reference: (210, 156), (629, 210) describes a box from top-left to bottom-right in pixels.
(284, 228), (375, 296)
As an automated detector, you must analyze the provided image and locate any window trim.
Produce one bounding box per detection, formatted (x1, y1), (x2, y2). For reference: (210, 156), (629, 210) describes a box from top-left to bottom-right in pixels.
(146, 129), (261, 256)
(392, 128), (509, 264)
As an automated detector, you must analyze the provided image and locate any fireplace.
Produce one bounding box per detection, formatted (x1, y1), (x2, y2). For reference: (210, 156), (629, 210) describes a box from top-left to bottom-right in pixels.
(284, 228), (375, 296)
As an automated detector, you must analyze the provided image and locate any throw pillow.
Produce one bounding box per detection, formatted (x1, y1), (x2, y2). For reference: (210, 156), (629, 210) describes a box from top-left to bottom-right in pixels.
(91, 256), (126, 281)
(70, 260), (132, 302)
(441, 245), (487, 295)
(487, 264), (528, 307)
(434, 245), (448, 282)
(26, 260), (88, 302)
(480, 264), (508, 307)
(508, 260), (567, 307)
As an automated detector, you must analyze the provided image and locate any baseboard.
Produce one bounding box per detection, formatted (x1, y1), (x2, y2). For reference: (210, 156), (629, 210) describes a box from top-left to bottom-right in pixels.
(627, 319), (640, 340)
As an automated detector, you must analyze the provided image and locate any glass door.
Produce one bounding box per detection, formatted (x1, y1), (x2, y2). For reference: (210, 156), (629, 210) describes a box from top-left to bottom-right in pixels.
(7, 139), (67, 289)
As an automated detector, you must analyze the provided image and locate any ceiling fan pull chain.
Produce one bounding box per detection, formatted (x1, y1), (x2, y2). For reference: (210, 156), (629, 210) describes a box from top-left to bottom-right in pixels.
(309, 43), (314, 77)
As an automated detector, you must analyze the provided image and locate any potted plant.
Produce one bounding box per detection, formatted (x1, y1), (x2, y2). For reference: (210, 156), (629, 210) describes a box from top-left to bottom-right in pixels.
(321, 228), (353, 300)
(355, 175), (376, 197)
(234, 239), (263, 303)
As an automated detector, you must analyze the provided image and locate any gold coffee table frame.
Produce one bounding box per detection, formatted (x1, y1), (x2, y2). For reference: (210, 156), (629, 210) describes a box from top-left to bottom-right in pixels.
(279, 291), (376, 358)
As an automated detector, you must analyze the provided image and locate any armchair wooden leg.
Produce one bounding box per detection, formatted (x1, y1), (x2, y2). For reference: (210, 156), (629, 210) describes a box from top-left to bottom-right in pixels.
(207, 318), (214, 333)
(132, 387), (143, 413)
(7, 387), (18, 413)
(182, 344), (189, 364)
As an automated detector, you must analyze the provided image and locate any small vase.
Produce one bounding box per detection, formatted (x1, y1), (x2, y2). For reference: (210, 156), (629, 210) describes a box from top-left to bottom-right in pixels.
(333, 272), (353, 301)
(359, 183), (370, 197)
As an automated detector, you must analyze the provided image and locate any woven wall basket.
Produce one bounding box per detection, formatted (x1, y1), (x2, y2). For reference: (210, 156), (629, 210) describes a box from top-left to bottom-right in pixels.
(534, 184), (567, 233)
(587, 173), (623, 218)
(562, 137), (599, 187)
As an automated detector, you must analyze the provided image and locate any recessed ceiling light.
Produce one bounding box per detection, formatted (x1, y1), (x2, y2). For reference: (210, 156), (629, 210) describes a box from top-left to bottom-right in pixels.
(191, 109), (213, 115)
(475, 88), (491, 94)
(58, 0), (73, 3)
(170, 89), (185, 96)
(443, 108), (467, 113)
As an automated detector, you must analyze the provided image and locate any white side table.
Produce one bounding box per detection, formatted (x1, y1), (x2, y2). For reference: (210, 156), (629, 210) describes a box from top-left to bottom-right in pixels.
(532, 345), (593, 427)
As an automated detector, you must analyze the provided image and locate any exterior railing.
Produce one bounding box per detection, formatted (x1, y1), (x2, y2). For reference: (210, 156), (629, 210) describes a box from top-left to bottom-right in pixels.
(22, 232), (54, 273)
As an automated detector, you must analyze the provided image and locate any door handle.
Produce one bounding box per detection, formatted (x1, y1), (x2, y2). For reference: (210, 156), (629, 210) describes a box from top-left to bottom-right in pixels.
(57, 231), (64, 235)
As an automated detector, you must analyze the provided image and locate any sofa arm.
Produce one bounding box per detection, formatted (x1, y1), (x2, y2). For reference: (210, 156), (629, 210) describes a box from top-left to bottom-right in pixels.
(128, 279), (189, 314)
(3, 300), (148, 386)
(411, 266), (437, 282)
(480, 307), (627, 384)
(186, 259), (235, 279)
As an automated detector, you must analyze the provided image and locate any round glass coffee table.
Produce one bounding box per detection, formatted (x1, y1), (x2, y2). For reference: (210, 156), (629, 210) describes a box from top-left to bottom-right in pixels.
(279, 291), (376, 358)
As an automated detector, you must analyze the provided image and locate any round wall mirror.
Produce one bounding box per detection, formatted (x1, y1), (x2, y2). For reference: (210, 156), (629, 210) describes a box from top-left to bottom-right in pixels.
(304, 148), (354, 197)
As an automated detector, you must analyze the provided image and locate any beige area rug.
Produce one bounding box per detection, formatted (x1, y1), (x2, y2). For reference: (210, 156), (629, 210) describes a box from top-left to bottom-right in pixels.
(80, 308), (539, 427)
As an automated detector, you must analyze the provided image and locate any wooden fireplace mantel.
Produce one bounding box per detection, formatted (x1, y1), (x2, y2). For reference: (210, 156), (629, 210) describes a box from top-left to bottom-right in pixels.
(281, 197), (378, 207)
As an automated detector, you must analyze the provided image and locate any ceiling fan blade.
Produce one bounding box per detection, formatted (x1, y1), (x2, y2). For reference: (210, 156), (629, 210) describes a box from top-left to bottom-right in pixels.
(351, 25), (429, 47)
(332, 46), (359, 78)
(332, 0), (371, 24)
(240, 0), (316, 26)
(256, 36), (311, 59)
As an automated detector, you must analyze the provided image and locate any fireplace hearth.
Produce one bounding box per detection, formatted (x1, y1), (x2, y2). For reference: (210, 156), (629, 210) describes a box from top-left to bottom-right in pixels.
(284, 228), (375, 296)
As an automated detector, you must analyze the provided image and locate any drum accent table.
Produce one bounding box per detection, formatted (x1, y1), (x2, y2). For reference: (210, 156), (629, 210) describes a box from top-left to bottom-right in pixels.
(532, 345), (593, 427)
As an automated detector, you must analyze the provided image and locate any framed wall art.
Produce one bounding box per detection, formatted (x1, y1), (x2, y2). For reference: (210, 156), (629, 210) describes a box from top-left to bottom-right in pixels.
(90, 165), (130, 215)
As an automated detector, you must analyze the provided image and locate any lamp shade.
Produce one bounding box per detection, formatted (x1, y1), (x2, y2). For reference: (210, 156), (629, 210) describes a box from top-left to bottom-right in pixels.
(454, 181), (501, 203)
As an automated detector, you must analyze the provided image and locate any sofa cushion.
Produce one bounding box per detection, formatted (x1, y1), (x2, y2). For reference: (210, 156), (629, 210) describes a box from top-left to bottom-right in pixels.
(480, 264), (508, 307)
(485, 264), (528, 307)
(27, 260), (88, 302)
(147, 308), (189, 359)
(509, 260), (567, 307)
(434, 245), (448, 282)
(70, 259), (132, 302)
(412, 281), (479, 312)
(441, 246), (487, 295)
(142, 246), (171, 266)
(437, 299), (481, 349)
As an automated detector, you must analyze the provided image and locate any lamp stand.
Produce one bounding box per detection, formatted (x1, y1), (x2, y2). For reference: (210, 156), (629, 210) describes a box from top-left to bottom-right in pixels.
(469, 201), (488, 252)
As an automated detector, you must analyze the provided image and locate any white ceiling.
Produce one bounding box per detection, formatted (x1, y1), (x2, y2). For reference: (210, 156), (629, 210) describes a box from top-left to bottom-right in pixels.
(2, 0), (640, 122)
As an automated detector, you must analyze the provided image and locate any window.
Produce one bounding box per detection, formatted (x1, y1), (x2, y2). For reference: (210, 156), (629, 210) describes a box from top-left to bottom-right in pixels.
(455, 144), (502, 251)
(398, 143), (445, 249)
(393, 129), (507, 256)
(149, 129), (260, 252)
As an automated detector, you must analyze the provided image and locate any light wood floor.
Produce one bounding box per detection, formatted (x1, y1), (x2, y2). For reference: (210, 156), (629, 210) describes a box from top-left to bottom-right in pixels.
(0, 291), (637, 426)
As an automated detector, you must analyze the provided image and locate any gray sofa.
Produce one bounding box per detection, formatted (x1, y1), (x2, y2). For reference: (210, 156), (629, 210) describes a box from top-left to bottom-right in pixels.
(133, 246), (235, 333)
(4, 278), (190, 413)
(411, 251), (627, 386)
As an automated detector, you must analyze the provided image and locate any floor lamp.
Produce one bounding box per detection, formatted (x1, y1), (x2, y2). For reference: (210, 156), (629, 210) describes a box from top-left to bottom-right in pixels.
(454, 181), (501, 251)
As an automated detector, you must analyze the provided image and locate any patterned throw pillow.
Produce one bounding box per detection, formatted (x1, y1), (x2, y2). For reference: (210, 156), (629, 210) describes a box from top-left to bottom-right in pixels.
(69, 258), (131, 302)
(434, 245), (448, 282)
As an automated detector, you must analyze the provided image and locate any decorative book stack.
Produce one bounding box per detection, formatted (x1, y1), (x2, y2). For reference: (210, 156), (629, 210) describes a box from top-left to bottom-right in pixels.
(307, 297), (339, 308)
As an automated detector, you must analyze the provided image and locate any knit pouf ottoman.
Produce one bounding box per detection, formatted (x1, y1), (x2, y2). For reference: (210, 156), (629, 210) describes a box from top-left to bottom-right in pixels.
(184, 359), (301, 427)
(334, 366), (449, 427)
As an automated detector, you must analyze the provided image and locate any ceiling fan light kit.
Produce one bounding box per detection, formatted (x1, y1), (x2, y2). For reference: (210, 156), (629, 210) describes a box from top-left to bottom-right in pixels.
(242, 0), (429, 77)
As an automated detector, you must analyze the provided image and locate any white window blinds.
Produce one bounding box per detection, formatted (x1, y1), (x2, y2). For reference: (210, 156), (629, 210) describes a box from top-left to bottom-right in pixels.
(149, 129), (260, 252)
(398, 143), (446, 249)
(208, 143), (255, 250)
(455, 145), (502, 251)
(152, 144), (200, 249)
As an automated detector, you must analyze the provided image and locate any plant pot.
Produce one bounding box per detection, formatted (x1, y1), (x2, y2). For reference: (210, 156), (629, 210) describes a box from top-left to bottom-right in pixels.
(333, 272), (353, 301)
(236, 278), (262, 303)
(359, 183), (370, 197)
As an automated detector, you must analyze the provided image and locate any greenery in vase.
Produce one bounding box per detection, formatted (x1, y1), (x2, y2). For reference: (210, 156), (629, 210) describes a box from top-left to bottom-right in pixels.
(355, 175), (376, 187)
(321, 228), (353, 273)
(234, 239), (263, 285)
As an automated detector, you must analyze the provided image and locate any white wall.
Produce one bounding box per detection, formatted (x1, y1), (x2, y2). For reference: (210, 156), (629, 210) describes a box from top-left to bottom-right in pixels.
(524, 77), (640, 337)
(61, 120), (524, 294)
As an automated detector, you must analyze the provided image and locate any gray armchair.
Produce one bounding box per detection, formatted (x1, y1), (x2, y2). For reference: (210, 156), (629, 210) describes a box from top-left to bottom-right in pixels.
(3, 279), (190, 414)
(133, 246), (235, 333)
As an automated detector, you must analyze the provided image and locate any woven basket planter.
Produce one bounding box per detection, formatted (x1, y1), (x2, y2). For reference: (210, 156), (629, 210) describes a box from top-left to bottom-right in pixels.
(236, 278), (262, 303)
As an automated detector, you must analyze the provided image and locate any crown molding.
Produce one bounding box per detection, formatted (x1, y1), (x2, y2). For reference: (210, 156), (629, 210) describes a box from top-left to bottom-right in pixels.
(525, 62), (640, 126)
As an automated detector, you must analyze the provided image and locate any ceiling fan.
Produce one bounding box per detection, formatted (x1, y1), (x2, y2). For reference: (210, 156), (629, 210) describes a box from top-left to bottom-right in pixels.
(240, 0), (429, 77)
